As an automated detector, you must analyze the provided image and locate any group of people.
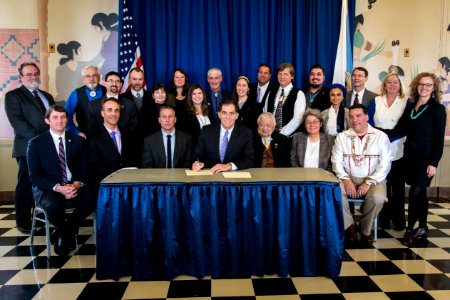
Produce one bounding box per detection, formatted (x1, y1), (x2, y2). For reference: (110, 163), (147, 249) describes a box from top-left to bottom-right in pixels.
(4, 60), (446, 255)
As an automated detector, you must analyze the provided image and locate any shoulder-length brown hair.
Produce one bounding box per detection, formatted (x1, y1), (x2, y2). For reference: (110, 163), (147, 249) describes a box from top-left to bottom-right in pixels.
(186, 84), (209, 116)
(409, 72), (443, 103)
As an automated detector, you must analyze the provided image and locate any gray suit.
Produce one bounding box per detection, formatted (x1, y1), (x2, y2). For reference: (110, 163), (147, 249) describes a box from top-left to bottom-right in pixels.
(142, 129), (193, 168)
(345, 89), (377, 108)
(290, 132), (335, 171)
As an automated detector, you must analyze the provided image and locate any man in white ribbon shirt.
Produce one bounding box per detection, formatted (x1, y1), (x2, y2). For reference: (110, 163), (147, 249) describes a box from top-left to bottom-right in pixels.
(332, 103), (392, 244)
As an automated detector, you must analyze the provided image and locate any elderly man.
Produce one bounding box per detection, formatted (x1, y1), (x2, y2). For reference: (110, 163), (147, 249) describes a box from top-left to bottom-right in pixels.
(192, 99), (253, 173)
(206, 67), (231, 121)
(5, 62), (55, 233)
(65, 65), (106, 138)
(253, 112), (291, 168)
(142, 106), (192, 168)
(249, 64), (274, 109)
(264, 62), (306, 137)
(332, 104), (391, 244)
(345, 67), (378, 108)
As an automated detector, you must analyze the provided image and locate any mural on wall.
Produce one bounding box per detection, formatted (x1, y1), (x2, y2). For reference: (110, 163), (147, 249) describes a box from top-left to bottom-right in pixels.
(54, 12), (118, 102)
(354, 0), (450, 137)
(0, 29), (40, 138)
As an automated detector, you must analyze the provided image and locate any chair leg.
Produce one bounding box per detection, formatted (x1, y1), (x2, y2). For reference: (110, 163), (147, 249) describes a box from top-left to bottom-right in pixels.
(44, 210), (51, 259)
(374, 216), (378, 241)
(30, 208), (37, 246)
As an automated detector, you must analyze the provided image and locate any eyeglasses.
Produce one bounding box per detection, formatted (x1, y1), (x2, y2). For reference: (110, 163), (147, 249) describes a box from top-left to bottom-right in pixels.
(418, 83), (433, 89)
(107, 79), (121, 84)
(305, 120), (320, 126)
(23, 73), (40, 78)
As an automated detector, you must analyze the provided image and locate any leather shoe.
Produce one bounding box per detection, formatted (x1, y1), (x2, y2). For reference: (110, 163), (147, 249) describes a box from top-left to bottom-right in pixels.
(345, 224), (358, 244)
(54, 236), (69, 256)
(360, 232), (374, 245)
(402, 229), (413, 246)
(413, 227), (429, 241)
(17, 226), (31, 235)
(68, 236), (77, 251)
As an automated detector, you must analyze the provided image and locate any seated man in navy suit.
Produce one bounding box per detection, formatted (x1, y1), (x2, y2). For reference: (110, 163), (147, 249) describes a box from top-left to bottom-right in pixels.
(142, 105), (192, 168)
(27, 105), (95, 256)
(192, 99), (254, 173)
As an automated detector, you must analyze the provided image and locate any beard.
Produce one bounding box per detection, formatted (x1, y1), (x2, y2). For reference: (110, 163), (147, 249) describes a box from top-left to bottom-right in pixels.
(310, 83), (321, 89)
(29, 81), (40, 90)
(86, 82), (98, 91)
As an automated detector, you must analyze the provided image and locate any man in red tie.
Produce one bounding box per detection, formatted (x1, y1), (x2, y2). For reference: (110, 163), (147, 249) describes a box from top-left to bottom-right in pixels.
(345, 67), (378, 108)
(27, 105), (95, 255)
(5, 62), (55, 234)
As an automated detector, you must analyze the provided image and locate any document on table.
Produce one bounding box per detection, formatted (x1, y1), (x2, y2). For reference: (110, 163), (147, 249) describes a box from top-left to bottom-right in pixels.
(222, 171), (252, 179)
(185, 170), (213, 176)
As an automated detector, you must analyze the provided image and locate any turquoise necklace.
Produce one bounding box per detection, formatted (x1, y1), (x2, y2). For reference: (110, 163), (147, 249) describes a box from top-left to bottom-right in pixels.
(410, 104), (429, 120)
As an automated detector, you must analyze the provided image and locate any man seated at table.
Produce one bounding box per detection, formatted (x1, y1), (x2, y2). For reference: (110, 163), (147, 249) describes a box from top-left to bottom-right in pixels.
(27, 105), (95, 256)
(142, 105), (193, 168)
(192, 99), (254, 173)
(331, 104), (391, 245)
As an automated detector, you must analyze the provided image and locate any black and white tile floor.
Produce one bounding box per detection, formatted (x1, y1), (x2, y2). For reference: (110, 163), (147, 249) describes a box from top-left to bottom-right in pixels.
(0, 201), (450, 300)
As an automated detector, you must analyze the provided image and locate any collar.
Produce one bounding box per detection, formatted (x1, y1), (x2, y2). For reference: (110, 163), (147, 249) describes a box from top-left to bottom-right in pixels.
(49, 130), (65, 142)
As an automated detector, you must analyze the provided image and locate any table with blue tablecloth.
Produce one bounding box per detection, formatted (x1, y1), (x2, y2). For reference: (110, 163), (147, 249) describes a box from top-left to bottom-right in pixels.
(95, 168), (344, 280)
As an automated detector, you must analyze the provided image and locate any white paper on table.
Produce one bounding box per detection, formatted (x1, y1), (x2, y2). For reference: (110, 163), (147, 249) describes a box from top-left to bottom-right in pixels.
(185, 170), (214, 176)
(222, 171), (252, 179)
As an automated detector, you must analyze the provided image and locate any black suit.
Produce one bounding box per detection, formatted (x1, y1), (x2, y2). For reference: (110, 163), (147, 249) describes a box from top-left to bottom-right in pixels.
(142, 129), (193, 168)
(206, 89), (231, 121)
(27, 131), (95, 237)
(253, 132), (291, 168)
(5, 85), (55, 229)
(195, 123), (254, 170)
(120, 90), (156, 138)
(249, 82), (274, 110)
(87, 96), (138, 134)
(88, 126), (139, 191)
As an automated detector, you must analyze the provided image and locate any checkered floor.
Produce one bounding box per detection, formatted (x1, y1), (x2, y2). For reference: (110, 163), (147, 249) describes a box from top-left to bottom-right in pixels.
(0, 201), (450, 300)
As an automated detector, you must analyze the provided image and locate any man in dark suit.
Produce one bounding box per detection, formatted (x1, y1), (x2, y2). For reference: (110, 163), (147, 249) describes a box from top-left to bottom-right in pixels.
(142, 106), (192, 168)
(301, 64), (330, 111)
(249, 63), (274, 110)
(192, 99), (254, 173)
(27, 105), (95, 255)
(88, 98), (139, 192)
(205, 68), (231, 122)
(345, 67), (378, 107)
(5, 62), (55, 233)
(88, 71), (138, 134)
(253, 112), (291, 168)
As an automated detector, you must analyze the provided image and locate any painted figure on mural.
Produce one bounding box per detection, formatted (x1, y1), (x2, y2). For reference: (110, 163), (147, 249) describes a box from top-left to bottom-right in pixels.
(91, 12), (119, 78)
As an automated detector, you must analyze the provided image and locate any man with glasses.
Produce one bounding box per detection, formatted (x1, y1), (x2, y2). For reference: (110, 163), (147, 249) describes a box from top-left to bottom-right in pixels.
(64, 65), (106, 138)
(345, 67), (378, 107)
(88, 71), (138, 135)
(5, 62), (55, 234)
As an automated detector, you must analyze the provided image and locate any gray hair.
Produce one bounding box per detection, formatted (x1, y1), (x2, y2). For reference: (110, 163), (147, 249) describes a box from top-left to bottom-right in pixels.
(207, 67), (222, 77)
(257, 112), (276, 126)
(82, 65), (100, 76)
(301, 108), (324, 125)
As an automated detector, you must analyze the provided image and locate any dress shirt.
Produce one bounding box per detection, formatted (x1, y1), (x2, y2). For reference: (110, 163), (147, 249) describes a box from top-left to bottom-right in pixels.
(325, 108), (338, 136)
(105, 126), (122, 154)
(219, 125), (237, 170)
(257, 82), (270, 103)
(27, 88), (51, 110)
(260, 136), (272, 145)
(162, 129), (176, 166)
(49, 130), (72, 181)
(303, 138), (320, 168)
(351, 88), (367, 106)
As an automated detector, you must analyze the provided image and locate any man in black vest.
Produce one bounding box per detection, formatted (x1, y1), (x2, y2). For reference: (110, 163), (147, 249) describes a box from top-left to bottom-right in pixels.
(64, 65), (106, 138)
(264, 63), (306, 137)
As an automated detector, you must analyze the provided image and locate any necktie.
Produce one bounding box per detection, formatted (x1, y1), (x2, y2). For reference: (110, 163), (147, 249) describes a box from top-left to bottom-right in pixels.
(135, 92), (143, 111)
(354, 93), (359, 105)
(58, 137), (68, 184)
(33, 90), (46, 113)
(274, 89), (285, 131)
(110, 131), (119, 152)
(256, 87), (261, 103)
(264, 138), (270, 149)
(166, 134), (172, 168)
(220, 130), (229, 163)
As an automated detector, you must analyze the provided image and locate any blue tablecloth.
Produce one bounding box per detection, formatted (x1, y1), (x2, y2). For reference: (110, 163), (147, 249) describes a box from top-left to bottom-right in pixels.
(96, 169), (344, 280)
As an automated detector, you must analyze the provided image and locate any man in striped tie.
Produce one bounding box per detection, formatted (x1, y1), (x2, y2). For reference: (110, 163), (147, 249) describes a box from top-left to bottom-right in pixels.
(192, 99), (254, 173)
(27, 105), (95, 256)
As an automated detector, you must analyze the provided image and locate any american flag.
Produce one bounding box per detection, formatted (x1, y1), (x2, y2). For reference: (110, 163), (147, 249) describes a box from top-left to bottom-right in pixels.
(119, 0), (144, 92)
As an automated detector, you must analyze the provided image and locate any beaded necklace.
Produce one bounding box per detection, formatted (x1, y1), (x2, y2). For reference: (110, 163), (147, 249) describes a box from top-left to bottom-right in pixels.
(410, 104), (428, 120)
(351, 135), (371, 166)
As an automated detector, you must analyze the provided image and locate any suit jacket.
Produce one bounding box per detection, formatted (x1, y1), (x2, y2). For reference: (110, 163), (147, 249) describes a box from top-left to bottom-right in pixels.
(120, 90), (156, 138)
(5, 86), (55, 157)
(249, 82), (274, 110)
(195, 123), (254, 170)
(253, 132), (291, 167)
(142, 129), (193, 168)
(206, 89), (231, 121)
(87, 95), (138, 134)
(238, 99), (261, 134)
(290, 132), (335, 171)
(27, 131), (87, 193)
(180, 112), (215, 150)
(88, 126), (139, 189)
(345, 89), (377, 108)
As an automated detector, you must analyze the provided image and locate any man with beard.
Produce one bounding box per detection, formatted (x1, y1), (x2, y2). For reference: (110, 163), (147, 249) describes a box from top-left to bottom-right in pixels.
(64, 65), (106, 138)
(5, 62), (55, 233)
(88, 71), (138, 134)
(301, 64), (330, 111)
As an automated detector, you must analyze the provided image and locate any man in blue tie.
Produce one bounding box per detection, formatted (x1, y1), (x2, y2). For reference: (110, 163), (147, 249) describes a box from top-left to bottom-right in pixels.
(27, 105), (95, 256)
(192, 99), (254, 173)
